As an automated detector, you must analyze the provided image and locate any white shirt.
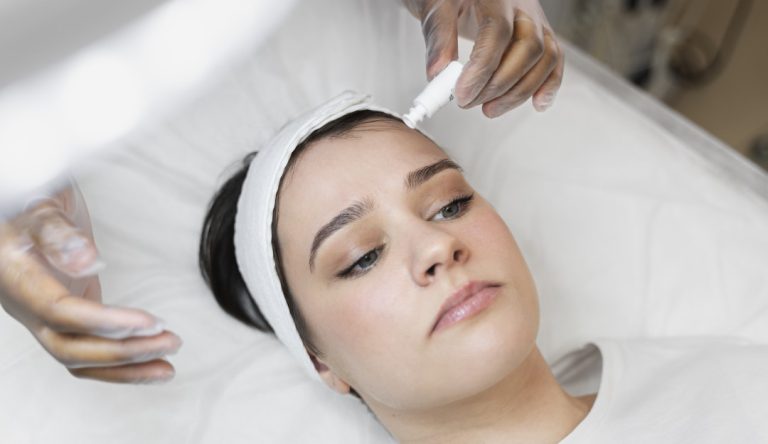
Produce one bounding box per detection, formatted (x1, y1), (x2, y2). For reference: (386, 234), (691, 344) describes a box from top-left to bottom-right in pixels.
(556, 337), (768, 443)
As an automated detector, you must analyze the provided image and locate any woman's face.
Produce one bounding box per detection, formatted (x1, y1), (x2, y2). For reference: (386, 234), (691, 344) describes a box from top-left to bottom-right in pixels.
(276, 118), (539, 411)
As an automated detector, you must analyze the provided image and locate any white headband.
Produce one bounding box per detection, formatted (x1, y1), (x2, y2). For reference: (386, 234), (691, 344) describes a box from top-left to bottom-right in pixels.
(233, 91), (401, 382)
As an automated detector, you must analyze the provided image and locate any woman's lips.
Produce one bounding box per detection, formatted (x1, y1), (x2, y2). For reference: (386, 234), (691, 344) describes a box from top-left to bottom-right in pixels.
(431, 281), (501, 335)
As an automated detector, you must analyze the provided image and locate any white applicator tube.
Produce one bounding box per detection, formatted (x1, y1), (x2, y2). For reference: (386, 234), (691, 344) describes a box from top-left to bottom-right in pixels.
(403, 61), (464, 128)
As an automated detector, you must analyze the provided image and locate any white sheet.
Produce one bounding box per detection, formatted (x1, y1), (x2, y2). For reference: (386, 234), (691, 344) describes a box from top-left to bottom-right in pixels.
(2, 0), (767, 442)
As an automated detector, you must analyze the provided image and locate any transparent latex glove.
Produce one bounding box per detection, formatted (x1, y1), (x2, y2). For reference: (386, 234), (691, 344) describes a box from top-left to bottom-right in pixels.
(402, 0), (564, 117)
(0, 182), (182, 384)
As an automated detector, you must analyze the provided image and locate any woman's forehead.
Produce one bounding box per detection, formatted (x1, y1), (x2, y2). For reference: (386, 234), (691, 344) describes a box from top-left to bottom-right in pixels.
(286, 124), (445, 190)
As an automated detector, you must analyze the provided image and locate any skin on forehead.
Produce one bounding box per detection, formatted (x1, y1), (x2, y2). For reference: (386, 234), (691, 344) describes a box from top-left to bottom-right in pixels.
(273, 118), (540, 415)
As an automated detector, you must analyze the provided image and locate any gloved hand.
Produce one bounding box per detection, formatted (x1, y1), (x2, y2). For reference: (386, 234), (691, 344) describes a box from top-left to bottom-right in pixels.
(402, 0), (564, 117)
(0, 182), (182, 384)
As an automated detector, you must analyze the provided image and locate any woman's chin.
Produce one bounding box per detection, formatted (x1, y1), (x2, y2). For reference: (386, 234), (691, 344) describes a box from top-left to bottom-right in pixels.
(363, 328), (536, 412)
(424, 301), (537, 395)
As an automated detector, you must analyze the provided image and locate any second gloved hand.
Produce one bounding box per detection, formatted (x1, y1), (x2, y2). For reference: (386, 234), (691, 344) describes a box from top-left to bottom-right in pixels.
(0, 183), (182, 384)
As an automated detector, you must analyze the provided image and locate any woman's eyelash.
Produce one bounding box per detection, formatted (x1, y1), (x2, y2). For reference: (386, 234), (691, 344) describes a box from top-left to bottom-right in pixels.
(337, 246), (384, 280)
(336, 193), (474, 280)
(432, 193), (474, 221)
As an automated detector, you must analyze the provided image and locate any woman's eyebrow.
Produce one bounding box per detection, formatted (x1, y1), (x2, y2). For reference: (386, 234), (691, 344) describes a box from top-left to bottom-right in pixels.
(309, 197), (374, 273)
(404, 158), (463, 190)
(308, 158), (462, 272)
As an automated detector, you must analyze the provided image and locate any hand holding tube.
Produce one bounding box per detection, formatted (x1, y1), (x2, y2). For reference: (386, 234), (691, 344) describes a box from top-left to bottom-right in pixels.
(403, 0), (564, 117)
(0, 183), (181, 384)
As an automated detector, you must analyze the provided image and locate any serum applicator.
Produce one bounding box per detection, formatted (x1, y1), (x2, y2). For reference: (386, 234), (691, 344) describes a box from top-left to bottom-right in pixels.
(403, 61), (464, 128)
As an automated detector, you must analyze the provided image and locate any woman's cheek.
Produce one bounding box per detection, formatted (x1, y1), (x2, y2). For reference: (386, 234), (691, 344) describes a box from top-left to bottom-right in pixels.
(464, 201), (511, 246)
(326, 276), (403, 350)
(467, 201), (534, 286)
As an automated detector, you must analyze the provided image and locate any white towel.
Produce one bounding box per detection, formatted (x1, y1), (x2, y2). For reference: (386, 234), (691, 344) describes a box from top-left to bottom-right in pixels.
(233, 91), (401, 382)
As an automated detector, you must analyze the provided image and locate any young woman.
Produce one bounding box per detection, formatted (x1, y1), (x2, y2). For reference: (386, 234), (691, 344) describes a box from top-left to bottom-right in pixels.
(200, 95), (768, 443)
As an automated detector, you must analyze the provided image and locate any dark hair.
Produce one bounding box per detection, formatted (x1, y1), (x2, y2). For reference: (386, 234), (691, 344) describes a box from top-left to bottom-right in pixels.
(199, 109), (402, 399)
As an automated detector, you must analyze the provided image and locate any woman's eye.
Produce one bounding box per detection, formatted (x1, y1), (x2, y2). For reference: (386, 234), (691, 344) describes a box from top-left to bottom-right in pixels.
(336, 193), (474, 280)
(357, 250), (378, 268)
(432, 193), (474, 221)
(440, 202), (460, 218)
(338, 248), (381, 279)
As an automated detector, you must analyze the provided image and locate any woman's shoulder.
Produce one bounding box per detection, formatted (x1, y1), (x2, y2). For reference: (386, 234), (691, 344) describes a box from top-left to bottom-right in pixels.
(561, 336), (768, 443)
(594, 335), (768, 397)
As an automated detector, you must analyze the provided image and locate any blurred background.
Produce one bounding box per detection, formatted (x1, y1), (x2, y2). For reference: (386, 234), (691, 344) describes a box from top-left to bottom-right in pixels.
(541, 0), (768, 171)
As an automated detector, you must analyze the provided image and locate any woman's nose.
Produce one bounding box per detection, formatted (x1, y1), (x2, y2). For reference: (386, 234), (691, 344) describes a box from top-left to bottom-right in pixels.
(412, 227), (469, 285)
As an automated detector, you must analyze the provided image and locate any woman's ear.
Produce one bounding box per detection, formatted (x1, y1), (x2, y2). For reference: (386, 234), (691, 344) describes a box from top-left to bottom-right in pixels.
(309, 351), (351, 395)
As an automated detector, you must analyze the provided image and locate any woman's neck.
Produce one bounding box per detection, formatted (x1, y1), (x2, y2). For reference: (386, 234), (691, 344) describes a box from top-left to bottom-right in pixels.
(375, 347), (594, 444)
